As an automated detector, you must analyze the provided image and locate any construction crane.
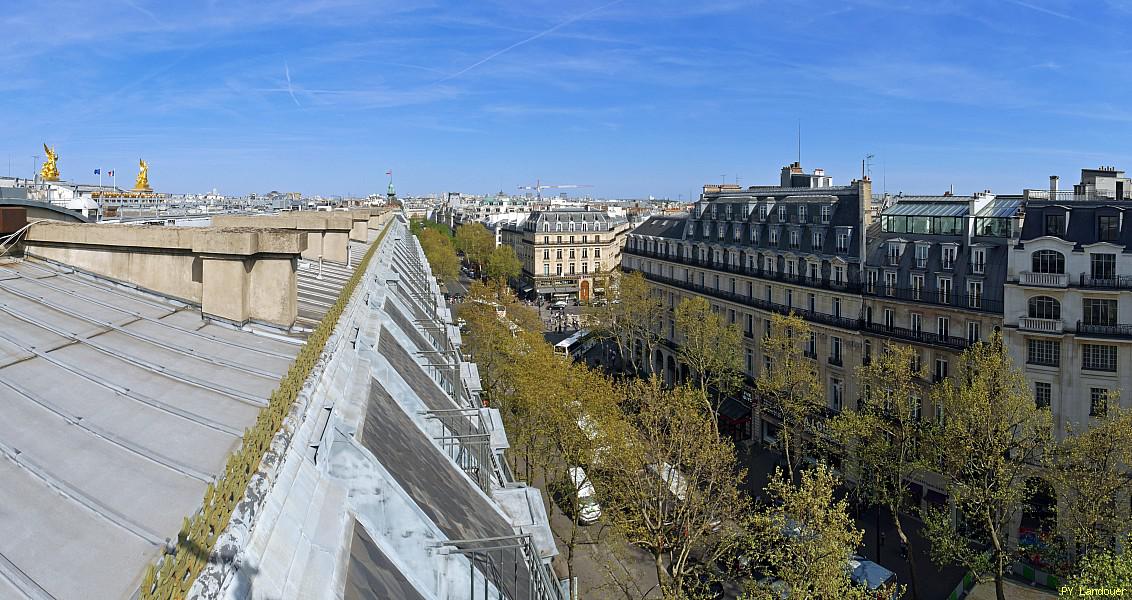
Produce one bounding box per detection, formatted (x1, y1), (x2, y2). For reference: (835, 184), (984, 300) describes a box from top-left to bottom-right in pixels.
(517, 179), (593, 200)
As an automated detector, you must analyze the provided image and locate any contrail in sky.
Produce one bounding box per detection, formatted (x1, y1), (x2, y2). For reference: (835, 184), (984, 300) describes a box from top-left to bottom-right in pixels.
(436, 0), (624, 84)
(284, 62), (301, 106)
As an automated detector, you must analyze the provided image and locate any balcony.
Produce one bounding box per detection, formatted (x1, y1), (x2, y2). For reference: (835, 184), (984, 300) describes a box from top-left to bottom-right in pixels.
(1019, 271), (1068, 288)
(1019, 317), (1063, 333)
(1080, 273), (1132, 290)
(828, 355), (843, 367)
(1077, 321), (1132, 339)
(861, 285), (1003, 314)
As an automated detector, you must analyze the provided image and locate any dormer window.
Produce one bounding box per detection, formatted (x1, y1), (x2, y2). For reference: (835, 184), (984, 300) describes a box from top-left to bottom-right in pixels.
(798, 205), (807, 223)
(812, 231), (824, 249)
(759, 205), (768, 221)
(778, 205), (787, 222)
(887, 243), (901, 266)
(836, 229), (850, 253)
(915, 243), (929, 268)
(971, 248), (986, 274)
(821, 205), (831, 224)
(769, 228), (779, 246)
(942, 246), (956, 270)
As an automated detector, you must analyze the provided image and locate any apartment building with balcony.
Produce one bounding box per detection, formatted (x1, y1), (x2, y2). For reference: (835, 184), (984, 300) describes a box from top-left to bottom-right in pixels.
(1004, 169), (1132, 439)
(501, 208), (630, 302)
(621, 163), (872, 442)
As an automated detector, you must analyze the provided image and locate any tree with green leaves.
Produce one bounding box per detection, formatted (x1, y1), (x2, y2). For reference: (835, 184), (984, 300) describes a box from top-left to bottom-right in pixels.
(922, 335), (1053, 600)
(1064, 541), (1132, 593)
(674, 296), (743, 433)
(743, 464), (878, 600)
(597, 378), (748, 598)
(1049, 400), (1132, 562)
(586, 270), (664, 376)
(830, 342), (929, 600)
(455, 222), (495, 268)
(484, 245), (522, 287)
(417, 227), (459, 282)
(754, 313), (825, 482)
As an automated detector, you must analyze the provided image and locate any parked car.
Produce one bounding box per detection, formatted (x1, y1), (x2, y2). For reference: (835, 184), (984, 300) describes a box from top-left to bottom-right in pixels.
(847, 555), (899, 599)
(568, 466), (602, 525)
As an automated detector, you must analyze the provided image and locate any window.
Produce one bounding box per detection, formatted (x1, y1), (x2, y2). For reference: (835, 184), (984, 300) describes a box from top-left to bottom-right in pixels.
(769, 229), (779, 245)
(971, 248), (986, 274)
(831, 336), (842, 363)
(1026, 338), (1060, 366)
(934, 358), (948, 383)
(569, 263), (575, 274)
(821, 205), (831, 224)
(556, 248), (563, 259)
(594, 248), (601, 259)
(778, 205), (787, 222)
(915, 244), (929, 268)
(937, 316), (950, 337)
(808, 293), (816, 313)
(866, 270), (878, 294)
(785, 289), (793, 307)
(789, 230), (800, 249)
(543, 249), (550, 260)
(1083, 298), (1118, 326)
(1031, 250), (1065, 274)
(887, 243), (901, 266)
(831, 377), (843, 410)
(543, 264), (550, 275)
(798, 205), (807, 222)
(836, 231), (849, 252)
(745, 314), (754, 337)
(1035, 382), (1051, 409)
(833, 297), (842, 318)
(543, 236), (549, 243)
(812, 231), (824, 249)
(884, 272), (897, 296)
(582, 262), (589, 273)
(967, 321), (981, 343)
(1091, 388), (1110, 417)
(1098, 215), (1119, 242)
(833, 265), (845, 283)
(912, 274), (924, 300)
(967, 280), (982, 309)
(1082, 344), (1117, 372)
(884, 308), (895, 331)
(805, 332), (817, 358)
(1091, 253), (1116, 281)
(942, 246), (956, 270)
(911, 313), (922, 334)
(752, 228), (760, 244)
(1044, 213), (1065, 236)
(582, 248), (588, 258)
(910, 351), (922, 374)
(1027, 296), (1061, 320)
(765, 285), (773, 303)
(937, 277), (952, 303)
(746, 348), (753, 373)
(569, 249), (575, 259)
(863, 340), (872, 364)
(556, 264), (563, 275)
(758, 205), (768, 221)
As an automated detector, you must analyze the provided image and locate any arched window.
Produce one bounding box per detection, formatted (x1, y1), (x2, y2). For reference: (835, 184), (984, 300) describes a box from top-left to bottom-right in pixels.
(1031, 250), (1065, 274)
(1028, 296), (1061, 320)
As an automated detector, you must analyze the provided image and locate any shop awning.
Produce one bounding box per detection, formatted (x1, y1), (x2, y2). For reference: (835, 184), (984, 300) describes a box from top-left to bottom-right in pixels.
(718, 397), (752, 422)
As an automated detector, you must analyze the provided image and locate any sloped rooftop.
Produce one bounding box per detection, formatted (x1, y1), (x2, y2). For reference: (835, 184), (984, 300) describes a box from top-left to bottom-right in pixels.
(0, 258), (302, 600)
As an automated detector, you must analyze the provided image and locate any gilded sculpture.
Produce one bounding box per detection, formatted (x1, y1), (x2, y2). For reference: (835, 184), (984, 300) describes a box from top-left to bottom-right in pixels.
(134, 158), (151, 191)
(40, 143), (60, 181)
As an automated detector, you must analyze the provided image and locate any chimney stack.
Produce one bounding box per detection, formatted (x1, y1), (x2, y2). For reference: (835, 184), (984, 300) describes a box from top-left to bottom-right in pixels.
(1050, 175), (1059, 198)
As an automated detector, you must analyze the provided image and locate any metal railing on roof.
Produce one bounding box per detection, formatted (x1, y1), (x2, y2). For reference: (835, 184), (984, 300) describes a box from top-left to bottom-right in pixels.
(436, 534), (566, 600)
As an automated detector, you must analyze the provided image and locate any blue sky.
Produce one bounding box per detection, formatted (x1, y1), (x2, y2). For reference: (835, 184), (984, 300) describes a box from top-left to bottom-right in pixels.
(2, 1), (1130, 198)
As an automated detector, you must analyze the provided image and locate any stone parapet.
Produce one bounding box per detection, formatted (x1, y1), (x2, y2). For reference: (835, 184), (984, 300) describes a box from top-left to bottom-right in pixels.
(24, 222), (306, 327)
(212, 212), (353, 264)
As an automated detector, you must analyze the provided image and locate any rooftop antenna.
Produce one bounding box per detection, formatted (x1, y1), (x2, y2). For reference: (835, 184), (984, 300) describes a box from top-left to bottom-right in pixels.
(797, 119), (802, 164)
(863, 154), (874, 180)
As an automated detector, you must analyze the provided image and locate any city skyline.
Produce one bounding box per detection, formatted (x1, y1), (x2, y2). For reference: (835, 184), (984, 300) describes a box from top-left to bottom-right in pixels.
(2, 0), (1130, 197)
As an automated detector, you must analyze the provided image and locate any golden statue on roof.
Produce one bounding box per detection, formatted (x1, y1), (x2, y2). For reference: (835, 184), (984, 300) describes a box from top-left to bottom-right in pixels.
(134, 158), (151, 191)
(40, 143), (60, 181)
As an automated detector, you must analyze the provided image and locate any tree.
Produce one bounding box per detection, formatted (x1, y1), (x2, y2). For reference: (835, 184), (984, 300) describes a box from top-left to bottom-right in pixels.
(922, 335), (1053, 600)
(1065, 542), (1132, 592)
(743, 464), (877, 600)
(417, 227), (459, 282)
(830, 342), (929, 599)
(597, 378), (748, 597)
(674, 296), (743, 433)
(484, 245), (522, 286)
(754, 313), (825, 482)
(455, 222), (495, 267)
(587, 271), (664, 376)
(1049, 400), (1132, 561)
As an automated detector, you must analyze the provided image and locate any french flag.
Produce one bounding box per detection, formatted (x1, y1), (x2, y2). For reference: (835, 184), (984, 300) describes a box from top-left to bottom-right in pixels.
(107, 170), (115, 176)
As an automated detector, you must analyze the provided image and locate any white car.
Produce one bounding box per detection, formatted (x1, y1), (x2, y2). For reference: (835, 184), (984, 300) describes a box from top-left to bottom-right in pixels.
(569, 466), (602, 525)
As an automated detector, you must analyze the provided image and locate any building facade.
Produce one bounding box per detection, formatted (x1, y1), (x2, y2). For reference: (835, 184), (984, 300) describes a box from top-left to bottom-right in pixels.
(501, 208), (630, 301)
(1004, 169), (1132, 440)
(622, 162), (1024, 508)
